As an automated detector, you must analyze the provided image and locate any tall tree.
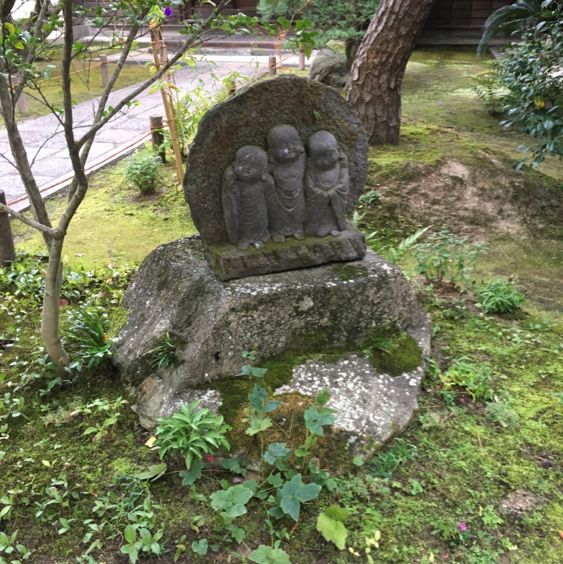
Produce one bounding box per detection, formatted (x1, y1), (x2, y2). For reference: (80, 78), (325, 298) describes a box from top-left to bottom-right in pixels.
(346, 0), (435, 145)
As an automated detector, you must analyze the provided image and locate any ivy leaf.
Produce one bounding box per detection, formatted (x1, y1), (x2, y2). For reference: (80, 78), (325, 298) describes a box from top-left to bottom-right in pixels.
(249, 544), (291, 564)
(316, 510), (348, 550)
(267, 472), (284, 488)
(210, 484), (253, 518)
(246, 416), (272, 436)
(304, 406), (335, 436)
(191, 538), (208, 555)
(222, 456), (247, 476)
(280, 474), (321, 521)
(263, 442), (290, 465)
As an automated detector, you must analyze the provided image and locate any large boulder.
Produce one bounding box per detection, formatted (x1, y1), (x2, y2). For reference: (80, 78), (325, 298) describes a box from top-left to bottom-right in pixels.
(113, 237), (431, 431)
(309, 49), (349, 89)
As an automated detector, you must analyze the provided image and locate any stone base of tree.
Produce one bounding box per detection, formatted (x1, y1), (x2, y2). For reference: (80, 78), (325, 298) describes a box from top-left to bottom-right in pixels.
(113, 236), (431, 437)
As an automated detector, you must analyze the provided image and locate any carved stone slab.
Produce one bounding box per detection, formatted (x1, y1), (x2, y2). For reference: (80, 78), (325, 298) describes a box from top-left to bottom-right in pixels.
(184, 75), (369, 278)
(207, 227), (366, 281)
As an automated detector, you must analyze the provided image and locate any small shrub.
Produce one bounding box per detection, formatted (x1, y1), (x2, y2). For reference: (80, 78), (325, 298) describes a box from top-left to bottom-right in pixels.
(485, 400), (519, 428)
(441, 358), (495, 402)
(65, 307), (113, 370)
(471, 71), (506, 116)
(413, 229), (483, 287)
(155, 401), (230, 471)
(124, 149), (160, 194)
(358, 189), (381, 206)
(476, 279), (525, 314)
(147, 332), (176, 370)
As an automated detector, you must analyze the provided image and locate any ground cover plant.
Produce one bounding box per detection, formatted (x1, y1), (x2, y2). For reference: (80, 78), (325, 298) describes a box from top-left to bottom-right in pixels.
(2, 48), (562, 562)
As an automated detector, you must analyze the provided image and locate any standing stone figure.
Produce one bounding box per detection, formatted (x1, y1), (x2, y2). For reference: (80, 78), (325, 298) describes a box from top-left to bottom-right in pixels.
(304, 130), (349, 237)
(266, 125), (306, 242)
(222, 146), (273, 249)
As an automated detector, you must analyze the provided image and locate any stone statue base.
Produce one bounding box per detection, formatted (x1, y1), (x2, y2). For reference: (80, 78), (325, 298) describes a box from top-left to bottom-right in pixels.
(206, 228), (366, 281)
(113, 237), (431, 437)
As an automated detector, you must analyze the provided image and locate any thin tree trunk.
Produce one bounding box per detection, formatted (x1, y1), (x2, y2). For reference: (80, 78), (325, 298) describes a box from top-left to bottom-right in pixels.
(346, 0), (435, 145)
(41, 238), (68, 366)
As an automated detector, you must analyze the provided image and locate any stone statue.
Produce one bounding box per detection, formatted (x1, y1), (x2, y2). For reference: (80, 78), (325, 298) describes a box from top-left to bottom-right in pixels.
(222, 146), (273, 249)
(266, 124), (306, 242)
(304, 131), (349, 238)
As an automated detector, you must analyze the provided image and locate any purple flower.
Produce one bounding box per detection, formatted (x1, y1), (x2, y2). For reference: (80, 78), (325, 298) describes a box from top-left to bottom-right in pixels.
(457, 522), (468, 533)
(164, 7), (173, 18)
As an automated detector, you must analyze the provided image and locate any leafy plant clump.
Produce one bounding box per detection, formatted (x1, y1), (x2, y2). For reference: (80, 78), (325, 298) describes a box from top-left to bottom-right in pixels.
(476, 279), (525, 314)
(124, 149), (161, 195)
(154, 401), (231, 484)
(441, 358), (496, 402)
(413, 229), (483, 288)
(64, 307), (113, 371)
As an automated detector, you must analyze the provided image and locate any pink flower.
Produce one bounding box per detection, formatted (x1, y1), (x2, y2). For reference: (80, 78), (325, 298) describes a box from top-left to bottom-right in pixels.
(457, 522), (468, 532)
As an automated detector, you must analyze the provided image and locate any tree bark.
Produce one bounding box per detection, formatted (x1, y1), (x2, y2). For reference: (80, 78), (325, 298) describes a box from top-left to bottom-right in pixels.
(41, 239), (69, 367)
(346, 0), (435, 145)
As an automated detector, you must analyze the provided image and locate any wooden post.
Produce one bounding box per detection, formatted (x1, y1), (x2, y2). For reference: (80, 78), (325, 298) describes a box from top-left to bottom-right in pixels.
(0, 191), (16, 265)
(100, 55), (109, 88)
(228, 77), (236, 96)
(150, 116), (166, 163)
(15, 92), (28, 114)
(299, 50), (306, 71)
(13, 74), (28, 114)
(150, 24), (184, 185)
(268, 56), (277, 76)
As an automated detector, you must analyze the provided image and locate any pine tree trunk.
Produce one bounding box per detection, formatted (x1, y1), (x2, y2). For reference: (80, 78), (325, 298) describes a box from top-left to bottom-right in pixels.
(346, 0), (435, 145)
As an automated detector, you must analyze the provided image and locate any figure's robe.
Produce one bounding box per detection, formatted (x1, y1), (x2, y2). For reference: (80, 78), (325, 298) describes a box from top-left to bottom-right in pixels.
(222, 166), (272, 246)
(304, 154), (349, 237)
(267, 154), (306, 237)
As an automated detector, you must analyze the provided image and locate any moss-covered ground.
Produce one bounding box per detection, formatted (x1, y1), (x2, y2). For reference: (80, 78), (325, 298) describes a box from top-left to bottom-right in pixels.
(2, 48), (562, 562)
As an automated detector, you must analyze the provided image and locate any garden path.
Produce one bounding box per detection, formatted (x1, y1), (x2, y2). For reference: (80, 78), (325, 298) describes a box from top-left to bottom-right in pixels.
(0, 54), (301, 212)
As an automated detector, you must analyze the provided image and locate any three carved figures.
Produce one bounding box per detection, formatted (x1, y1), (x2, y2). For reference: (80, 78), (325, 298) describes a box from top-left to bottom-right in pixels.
(222, 125), (349, 249)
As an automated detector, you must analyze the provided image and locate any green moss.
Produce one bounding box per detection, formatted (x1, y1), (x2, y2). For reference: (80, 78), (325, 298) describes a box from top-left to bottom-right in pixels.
(107, 305), (129, 338)
(364, 330), (423, 376)
(14, 161), (196, 268)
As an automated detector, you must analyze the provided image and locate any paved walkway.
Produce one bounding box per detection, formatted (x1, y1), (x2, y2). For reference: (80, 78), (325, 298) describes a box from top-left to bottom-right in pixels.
(0, 53), (303, 211)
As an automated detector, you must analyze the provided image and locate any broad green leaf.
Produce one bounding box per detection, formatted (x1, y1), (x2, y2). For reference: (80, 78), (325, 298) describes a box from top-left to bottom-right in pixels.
(263, 442), (290, 465)
(180, 460), (203, 485)
(123, 524), (137, 544)
(210, 484), (253, 518)
(191, 538), (208, 555)
(324, 505), (350, 522)
(249, 544), (291, 564)
(134, 463), (167, 481)
(304, 406), (335, 436)
(315, 387), (331, 406)
(246, 416), (272, 436)
(222, 456), (247, 476)
(316, 512), (348, 550)
(279, 475), (321, 521)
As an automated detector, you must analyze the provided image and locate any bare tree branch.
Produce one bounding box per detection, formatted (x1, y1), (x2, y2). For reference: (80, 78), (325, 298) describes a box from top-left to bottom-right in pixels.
(77, 0), (230, 148)
(0, 200), (60, 237)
